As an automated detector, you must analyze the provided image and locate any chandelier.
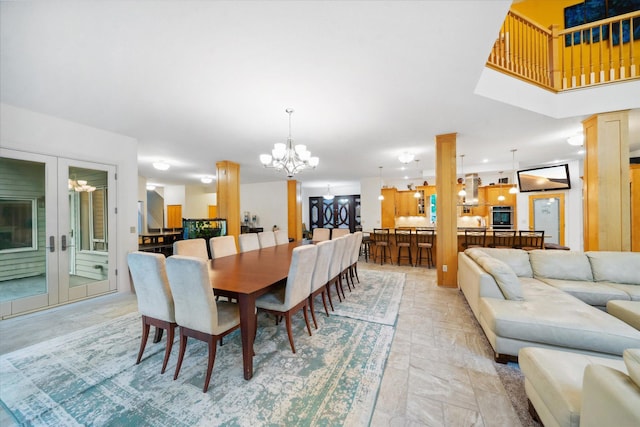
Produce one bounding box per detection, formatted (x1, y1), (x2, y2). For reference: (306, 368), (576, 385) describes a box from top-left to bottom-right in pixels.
(259, 109), (319, 178)
(68, 178), (96, 192)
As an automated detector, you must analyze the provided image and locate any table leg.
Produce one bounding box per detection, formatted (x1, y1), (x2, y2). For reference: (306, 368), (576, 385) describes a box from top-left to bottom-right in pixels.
(237, 293), (256, 380)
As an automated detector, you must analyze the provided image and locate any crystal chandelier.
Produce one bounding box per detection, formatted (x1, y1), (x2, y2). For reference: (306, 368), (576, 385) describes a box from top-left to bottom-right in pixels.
(260, 109), (319, 178)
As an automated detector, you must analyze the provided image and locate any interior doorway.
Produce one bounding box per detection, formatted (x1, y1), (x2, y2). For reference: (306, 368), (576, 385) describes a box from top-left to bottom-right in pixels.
(529, 193), (565, 246)
(308, 195), (361, 232)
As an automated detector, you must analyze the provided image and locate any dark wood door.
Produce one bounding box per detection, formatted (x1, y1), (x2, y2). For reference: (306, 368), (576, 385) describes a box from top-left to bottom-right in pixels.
(309, 195), (361, 232)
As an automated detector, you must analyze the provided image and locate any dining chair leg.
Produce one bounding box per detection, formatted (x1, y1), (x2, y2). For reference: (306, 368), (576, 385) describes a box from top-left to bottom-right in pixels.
(325, 283), (335, 311)
(320, 291), (330, 316)
(136, 317), (151, 365)
(309, 296), (319, 329)
(302, 305), (312, 336)
(203, 337), (217, 393)
(285, 313), (296, 354)
(338, 276), (346, 300)
(153, 326), (164, 343)
(161, 324), (175, 374)
(334, 279), (343, 302)
(173, 333), (188, 380)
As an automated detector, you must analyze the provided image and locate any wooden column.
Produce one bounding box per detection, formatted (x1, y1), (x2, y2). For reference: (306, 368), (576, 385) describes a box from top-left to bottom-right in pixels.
(583, 111), (630, 251)
(435, 133), (458, 287)
(287, 180), (302, 241)
(216, 161), (240, 242)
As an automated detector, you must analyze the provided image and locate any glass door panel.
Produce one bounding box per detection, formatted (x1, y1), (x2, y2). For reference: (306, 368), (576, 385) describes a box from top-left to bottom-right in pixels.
(0, 150), (116, 318)
(59, 160), (116, 303)
(0, 151), (59, 317)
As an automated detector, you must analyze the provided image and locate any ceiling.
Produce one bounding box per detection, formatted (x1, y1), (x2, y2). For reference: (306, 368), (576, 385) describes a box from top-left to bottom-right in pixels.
(1, 1), (639, 190)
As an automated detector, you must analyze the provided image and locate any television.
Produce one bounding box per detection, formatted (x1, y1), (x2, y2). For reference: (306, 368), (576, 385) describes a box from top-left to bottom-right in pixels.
(517, 164), (571, 192)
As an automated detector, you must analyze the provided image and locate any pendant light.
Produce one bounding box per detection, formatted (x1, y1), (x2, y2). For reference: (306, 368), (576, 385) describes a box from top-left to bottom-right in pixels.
(458, 154), (467, 197)
(509, 149), (519, 194)
(497, 171), (506, 202)
(378, 166), (385, 201)
(323, 184), (334, 200)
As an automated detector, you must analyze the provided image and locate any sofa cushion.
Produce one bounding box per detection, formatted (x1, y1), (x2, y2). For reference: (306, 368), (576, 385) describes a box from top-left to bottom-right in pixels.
(586, 251), (640, 285)
(607, 300), (640, 330)
(469, 247), (533, 278)
(479, 294), (640, 355)
(606, 283), (640, 301)
(474, 255), (524, 300)
(538, 278), (630, 307)
(529, 250), (593, 281)
(624, 349), (640, 386)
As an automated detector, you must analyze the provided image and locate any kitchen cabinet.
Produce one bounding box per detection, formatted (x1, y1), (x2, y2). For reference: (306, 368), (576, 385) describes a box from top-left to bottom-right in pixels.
(395, 190), (420, 216)
(486, 185), (516, 207)
(380, 188), (396, 228)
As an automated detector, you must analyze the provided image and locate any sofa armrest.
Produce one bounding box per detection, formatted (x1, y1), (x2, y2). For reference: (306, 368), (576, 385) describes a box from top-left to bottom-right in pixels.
(458, 252), (504, 319)
(580, 364), (640, 427)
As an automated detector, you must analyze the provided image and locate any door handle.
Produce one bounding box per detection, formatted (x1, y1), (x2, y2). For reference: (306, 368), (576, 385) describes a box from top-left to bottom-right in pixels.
(49, 236), (55, 253)
(61, 235), (67, 251)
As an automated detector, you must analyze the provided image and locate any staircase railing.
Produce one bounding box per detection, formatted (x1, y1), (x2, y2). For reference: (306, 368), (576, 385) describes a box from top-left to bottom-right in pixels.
(487, 9), (640, 92)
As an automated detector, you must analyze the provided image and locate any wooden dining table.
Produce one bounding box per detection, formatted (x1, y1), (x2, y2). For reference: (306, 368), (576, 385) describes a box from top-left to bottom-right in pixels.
(207, 241), (303, 380)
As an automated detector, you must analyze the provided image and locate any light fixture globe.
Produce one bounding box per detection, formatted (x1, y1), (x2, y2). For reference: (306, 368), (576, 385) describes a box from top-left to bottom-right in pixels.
(259, 109), (319, 178)
(398, 152), (415, 164)
(153, 161), (170, 171)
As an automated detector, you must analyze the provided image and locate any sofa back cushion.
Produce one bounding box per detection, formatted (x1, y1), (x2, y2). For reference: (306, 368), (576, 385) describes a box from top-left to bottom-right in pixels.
(474, 255), (524, 300)
(586, 252), (640, 285)
(469, 247), (533, 277)
(529, 250), (593, 281)
(624, 349), (640, 387)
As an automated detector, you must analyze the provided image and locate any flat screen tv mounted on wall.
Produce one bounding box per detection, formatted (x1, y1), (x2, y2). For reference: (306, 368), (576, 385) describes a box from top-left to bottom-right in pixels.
(517, 164), (571, 192)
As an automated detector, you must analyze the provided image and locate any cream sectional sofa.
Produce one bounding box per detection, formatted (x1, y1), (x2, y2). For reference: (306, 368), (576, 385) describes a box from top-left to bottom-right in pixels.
(457, 248), (640, 362)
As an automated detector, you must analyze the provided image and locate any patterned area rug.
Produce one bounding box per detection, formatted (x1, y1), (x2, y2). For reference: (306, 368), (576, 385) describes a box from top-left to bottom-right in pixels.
(1, 270), (405, 426)
(326, 270), (404, 325)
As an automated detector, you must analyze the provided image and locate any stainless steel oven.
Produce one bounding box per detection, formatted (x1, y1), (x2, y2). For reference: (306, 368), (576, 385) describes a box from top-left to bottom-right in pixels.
(490, 206), (513, 229)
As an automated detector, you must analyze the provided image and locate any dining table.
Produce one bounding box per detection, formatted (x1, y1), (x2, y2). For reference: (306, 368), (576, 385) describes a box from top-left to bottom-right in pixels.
(207, 241), (304, 380)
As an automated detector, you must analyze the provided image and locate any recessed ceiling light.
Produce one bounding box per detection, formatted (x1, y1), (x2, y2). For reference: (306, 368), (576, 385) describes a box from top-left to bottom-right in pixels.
(200, 176), (214, 184)
(483, 159), (489, 163)
(153, 161), (170, 171)
(567, 134), (584, 146)
(146, 184), (156, 191)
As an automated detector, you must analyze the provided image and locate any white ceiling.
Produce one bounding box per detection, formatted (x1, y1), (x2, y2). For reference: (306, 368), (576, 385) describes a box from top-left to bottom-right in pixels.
(1, 1), (639, 190)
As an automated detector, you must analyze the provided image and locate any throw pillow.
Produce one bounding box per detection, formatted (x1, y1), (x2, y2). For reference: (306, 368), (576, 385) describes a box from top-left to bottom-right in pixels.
(472, 247), (534, 278)
(475, 255), (524, 300)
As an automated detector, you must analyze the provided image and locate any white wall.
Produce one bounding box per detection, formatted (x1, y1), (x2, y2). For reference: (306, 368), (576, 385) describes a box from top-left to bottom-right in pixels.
(240, 181), (288, 233)
(185, 185), (216, 218)
(514, 159), (583, 251)
(359, 177), (381, 232)
(0, 103), (138, 293)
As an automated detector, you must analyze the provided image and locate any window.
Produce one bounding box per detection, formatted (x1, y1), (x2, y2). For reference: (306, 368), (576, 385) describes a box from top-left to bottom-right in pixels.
(0, 198), (37, 252)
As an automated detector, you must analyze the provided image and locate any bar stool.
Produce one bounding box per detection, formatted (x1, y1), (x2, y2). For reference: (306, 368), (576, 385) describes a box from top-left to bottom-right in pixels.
(462, 228), (487, 249)
(415, 228), (435, 268)
(371, 228), (392, 265)
(360, 233), (371, 262)
(395, 228), (413, 266)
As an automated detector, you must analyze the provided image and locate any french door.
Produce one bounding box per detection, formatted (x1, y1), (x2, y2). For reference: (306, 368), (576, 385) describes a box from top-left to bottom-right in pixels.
(0, 149), (117, 318)
(309, 195), (361, 232)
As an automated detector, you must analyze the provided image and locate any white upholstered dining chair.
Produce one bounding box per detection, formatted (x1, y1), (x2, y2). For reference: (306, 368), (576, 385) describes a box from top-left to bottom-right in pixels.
(127, 251), (176, 374)
(349, 231), (364, 284)
(238, 233), (260, 253)
(331, 228), (350, 239)
(255, 244), (318, 353)
(308, 239), (334, 329)
(311, 227), (330, 242)
(173, 238), (209, 259)
(274, 229), (289, 245)
(165, 255), (241, 393)
(257, 231), (276, 248)
(209, 235), (237, 259)
(327, 236), (347, 304)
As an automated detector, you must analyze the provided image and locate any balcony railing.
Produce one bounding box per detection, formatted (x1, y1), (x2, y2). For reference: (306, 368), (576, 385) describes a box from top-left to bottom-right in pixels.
(487, 9), (640, 92)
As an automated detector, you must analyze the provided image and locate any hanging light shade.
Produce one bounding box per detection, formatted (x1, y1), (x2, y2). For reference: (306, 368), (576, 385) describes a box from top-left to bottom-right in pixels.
(414, 159), (421, 198)
(458, 154), (467, 197)
(323, 184), (334, 200)
(498, 171), (506, 201)
(509, 149), (519, 194)
(259, 109), (319, 178)
(378, 166), (384, 201)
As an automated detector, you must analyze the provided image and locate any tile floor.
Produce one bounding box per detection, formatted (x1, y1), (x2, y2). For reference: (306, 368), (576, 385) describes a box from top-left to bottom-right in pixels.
(0, 261), (530, 426)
